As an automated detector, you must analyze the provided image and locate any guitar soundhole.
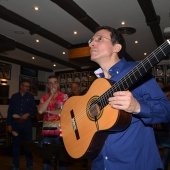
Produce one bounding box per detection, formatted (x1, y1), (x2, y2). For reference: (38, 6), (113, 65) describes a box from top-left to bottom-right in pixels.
(86, 95), (103, 121)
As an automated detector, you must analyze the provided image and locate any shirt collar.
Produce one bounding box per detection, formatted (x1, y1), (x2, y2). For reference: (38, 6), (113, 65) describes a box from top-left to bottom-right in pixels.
(94, 58), (127, 78)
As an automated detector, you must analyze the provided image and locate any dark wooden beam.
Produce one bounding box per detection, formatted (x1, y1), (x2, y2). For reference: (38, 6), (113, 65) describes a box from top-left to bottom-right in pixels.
(137, 0), (168, 59)
(16, 42), (81, 70)
(0, 5), (72, 49)
(137, 0), (164, 46)
(51, 0), (100, 33)
(0, 55), (53, 72)
(0, 34), (81, 70)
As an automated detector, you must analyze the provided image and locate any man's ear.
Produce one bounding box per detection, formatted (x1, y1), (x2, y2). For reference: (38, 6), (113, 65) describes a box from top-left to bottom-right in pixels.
(113, 44), (122, 53)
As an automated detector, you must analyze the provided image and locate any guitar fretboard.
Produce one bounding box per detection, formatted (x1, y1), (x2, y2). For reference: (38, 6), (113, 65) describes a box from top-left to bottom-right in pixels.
(96, 40), (170, 109)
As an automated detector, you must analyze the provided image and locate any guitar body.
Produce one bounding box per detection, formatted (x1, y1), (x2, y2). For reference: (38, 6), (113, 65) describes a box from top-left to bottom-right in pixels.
(60, 78), (132, 159)
(61, 40), (170, 159)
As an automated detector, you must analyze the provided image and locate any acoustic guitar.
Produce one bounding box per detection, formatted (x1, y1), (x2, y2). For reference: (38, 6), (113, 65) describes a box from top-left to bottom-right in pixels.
(60, 40), (170, 159)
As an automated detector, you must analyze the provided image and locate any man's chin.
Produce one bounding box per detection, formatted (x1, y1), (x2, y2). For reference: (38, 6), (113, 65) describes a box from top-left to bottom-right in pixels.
(90, 55), (97, 61)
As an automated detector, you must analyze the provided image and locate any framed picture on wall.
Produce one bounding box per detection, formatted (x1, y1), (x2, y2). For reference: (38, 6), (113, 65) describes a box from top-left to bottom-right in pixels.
(165, 65), (170, 76)
(81, 72), (88, 82)
(155, 65), (165, 76)
(74, 72), (81, 82)
(66, 83), (72, 94)
(38, 81), (46, 92)
(60, 84), (66, 93)
(89, 71), (96, 82)
(0, 62), (12, 80)
(59, 74), (66, 83)
(67, 73), (73, 83)
(81, 82), (88, 93)
(20, 66), (38, 77)
(19, 75), (39, 96)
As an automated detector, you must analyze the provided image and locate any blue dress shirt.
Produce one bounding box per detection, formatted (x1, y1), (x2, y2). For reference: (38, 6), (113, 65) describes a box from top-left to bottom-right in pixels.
(92, 58), (170, 170)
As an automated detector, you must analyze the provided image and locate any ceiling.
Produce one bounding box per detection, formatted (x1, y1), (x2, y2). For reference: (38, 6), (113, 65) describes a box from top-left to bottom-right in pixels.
(0, 0), (170, 73)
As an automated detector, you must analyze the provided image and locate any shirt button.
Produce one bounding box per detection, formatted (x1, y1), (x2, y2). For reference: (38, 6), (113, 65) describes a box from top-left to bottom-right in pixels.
(105, 156), (108, 160)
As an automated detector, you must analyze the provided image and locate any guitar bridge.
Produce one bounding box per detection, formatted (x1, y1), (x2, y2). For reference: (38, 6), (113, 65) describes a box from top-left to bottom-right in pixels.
(70, 109), (80, 140)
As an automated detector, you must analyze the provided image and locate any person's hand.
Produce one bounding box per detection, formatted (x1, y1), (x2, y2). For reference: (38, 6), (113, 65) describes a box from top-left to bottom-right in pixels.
(50, 88), (57, 97)
(20, 113), (29, 120)
(13, 114), (20, 118)
(108, 90), (140, 114)
(7, 126), (18, 136)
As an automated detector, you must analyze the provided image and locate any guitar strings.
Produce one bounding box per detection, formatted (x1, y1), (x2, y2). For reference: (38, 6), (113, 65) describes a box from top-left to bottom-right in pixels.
(101, 41), (170, 95)
(72, 41), (170, 126)
(96, 41), (170, 106)
(72, 41), (170, 127)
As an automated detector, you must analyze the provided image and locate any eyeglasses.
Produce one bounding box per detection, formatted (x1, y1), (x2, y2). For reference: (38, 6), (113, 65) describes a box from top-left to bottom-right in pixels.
(88, 35), (112, 45)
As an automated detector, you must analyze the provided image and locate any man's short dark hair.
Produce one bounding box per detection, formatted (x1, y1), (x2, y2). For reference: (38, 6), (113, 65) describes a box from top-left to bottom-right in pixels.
(48, 75), (58, 80)
(95, 26), (126, 59)
(20, 80), (31, 86)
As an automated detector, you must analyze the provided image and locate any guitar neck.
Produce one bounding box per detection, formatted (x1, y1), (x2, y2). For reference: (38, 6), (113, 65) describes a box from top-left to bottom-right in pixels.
(97, 40), (170, 109)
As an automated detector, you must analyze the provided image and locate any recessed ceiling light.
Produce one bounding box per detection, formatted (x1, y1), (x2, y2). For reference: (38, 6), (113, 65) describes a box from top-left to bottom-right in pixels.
(117, 27), (136, 35)
(144, 53), (147, 55)
(32, 56), (35, 59)
(135, 41), (138, 44)
(74, 31), (77, 35)
(34, 6), (39, 11)
(36, 39), (39, 43)
(63, 52), (66, 55)
(121, 21), (125, 25)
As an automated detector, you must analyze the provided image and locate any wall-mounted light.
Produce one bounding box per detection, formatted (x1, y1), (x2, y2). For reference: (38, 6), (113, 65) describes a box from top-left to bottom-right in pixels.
(1, 80), (7, 85)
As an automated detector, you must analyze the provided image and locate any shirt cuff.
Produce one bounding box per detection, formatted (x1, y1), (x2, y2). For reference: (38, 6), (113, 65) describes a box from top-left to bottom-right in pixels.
(135, 100), (151, 118)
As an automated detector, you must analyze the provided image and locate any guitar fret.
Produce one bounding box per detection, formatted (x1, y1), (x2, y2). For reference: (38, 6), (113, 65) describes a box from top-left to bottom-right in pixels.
(115, 84), (120, 91)
(128, 74), (133, 84)
(153, 52), (159, 62)
(160, 47), (166, 56)
(146, 57), (153, 67)
(120, 81), (125, 90)
(96, 41), (170, 111)
(124, 78), (129, 89)
(136, 66), (142, 76)
(141, 62), (147, 72)
(132, 69), (137, 80)
(103, 95), (107, 107)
